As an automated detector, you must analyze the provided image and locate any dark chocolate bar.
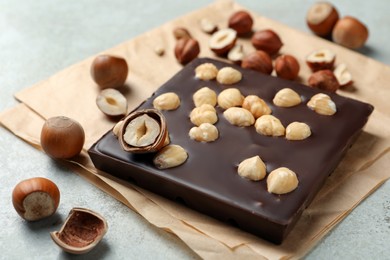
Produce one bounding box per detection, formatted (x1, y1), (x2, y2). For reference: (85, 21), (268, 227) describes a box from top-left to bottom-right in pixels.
(88, 58), (373, 244)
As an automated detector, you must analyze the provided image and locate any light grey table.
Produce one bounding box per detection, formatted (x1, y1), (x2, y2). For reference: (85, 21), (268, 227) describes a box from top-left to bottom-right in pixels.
(1, 1), (389, 259)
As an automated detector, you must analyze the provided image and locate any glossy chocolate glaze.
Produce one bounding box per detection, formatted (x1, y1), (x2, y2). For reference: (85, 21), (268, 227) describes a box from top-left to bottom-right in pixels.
(88, 58), (373, 244)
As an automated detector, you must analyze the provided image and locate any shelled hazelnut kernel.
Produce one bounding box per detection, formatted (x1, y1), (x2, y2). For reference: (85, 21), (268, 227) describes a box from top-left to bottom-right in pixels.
(193, 87), (217, 107)
(267, 167), (299, 194)
(251, 29), (283, 56)
(40, 116), (85, 159)
(189, 104), (218, 126)
(333, 63), (353, 87)
(174, 38), (200, 65)
(189, 123), (219, 142)
(274, 55), (300, 80)
(255, 115), (285, 137)
(216, 67), (242, 85)
(91, 55), (128, 89)
(307, 93), (337, 116)
(195, 63), (219, 81)
(237, 156), (266, 181)
(223, 107), (255, 127)
(153, 92), (181, 111)
(308, 70), (340, 92)
(273, 88), (301, 107)
(153, 144), (188, 169)
(217, 88), (244, 109)
(241, 51), (273, 75)
(242, 95), (271, 118)
(285, 122), (311, 141)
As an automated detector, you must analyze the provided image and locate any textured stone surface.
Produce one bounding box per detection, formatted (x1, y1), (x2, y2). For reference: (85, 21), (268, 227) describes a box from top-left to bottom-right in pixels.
(0, 1), (389, 259)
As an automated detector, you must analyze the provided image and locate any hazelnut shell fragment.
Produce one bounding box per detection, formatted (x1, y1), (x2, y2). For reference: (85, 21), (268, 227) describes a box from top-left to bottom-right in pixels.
(334, 63), (353, 87)
(175, 38), (200, 65)
(91, 55), (128, 89)
(118, 109), (168, 153)
(306, 49), (336, 72)
(50, 207), (108, 255)
(251, 29), (283, 56)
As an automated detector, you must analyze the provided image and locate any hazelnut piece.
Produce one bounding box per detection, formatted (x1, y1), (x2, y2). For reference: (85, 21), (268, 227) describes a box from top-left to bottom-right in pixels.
(267, 167), (299, 194)
(50, 208), (108, 254)
(306, 49), (336, 72)
(308, 69), (340, 92)
(153, 92), (181, 111)
(251, 29), (283, 56)
(153, 144), (188, 169)
(333, 63), (353, 87)
(274, 55), (300, 80)
(217, 88), (244, 110)
(216, 67), (242, 85)
(209, 28), (237, 56)
(173, 27), (192, 40)
(118, 109), (168, 153)
(12, 177), (60, 221)
(195, 63), (219, 81)
(91, 55), (128, 89)
(189, 123), (219, 142)
(241, 51), (273, 75)
(228, 10), (254, 36)
(174, 38), (200, 65)
(96, 88), (128, 117)
(332, 16), (369, 49)
(41, 116), (85, 159)
(237, 156), (266, 181)
(223, 107), (255, 127)
(306, 2), (339, 37)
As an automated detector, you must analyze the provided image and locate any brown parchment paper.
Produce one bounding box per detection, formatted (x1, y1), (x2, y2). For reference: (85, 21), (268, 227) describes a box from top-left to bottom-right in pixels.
(1, 0), (390, 259)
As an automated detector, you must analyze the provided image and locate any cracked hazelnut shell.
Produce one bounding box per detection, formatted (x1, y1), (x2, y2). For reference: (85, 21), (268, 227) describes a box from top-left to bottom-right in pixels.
(50, 208), (108, 255)
(91, 55), (128, 89)
(209, 28), (237, 56)
(40, 116), (85, 159)
(118, 109), (168, 153)
(12, 177), (60, 221)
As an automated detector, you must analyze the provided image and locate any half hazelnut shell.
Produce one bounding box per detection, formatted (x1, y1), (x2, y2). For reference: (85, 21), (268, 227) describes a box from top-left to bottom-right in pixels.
(118, 109), (168, 153)
(50, 208), (108, 255)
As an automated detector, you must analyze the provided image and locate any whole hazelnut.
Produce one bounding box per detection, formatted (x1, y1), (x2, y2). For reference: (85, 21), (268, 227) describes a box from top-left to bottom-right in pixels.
(174, 38), (200, 65)
(332, 16), (369, 49)
(91, 55), (128, 89)
(228, 10), (253, 36)
(306, 2), (339, 37)
(251, 29), (283, 56)
(308, 70), (340, 92)
(40, 116), (85, 159)
(274, 55), (300, 80)
(173, 27), (192, 40)
(241, 51), (273, 75)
